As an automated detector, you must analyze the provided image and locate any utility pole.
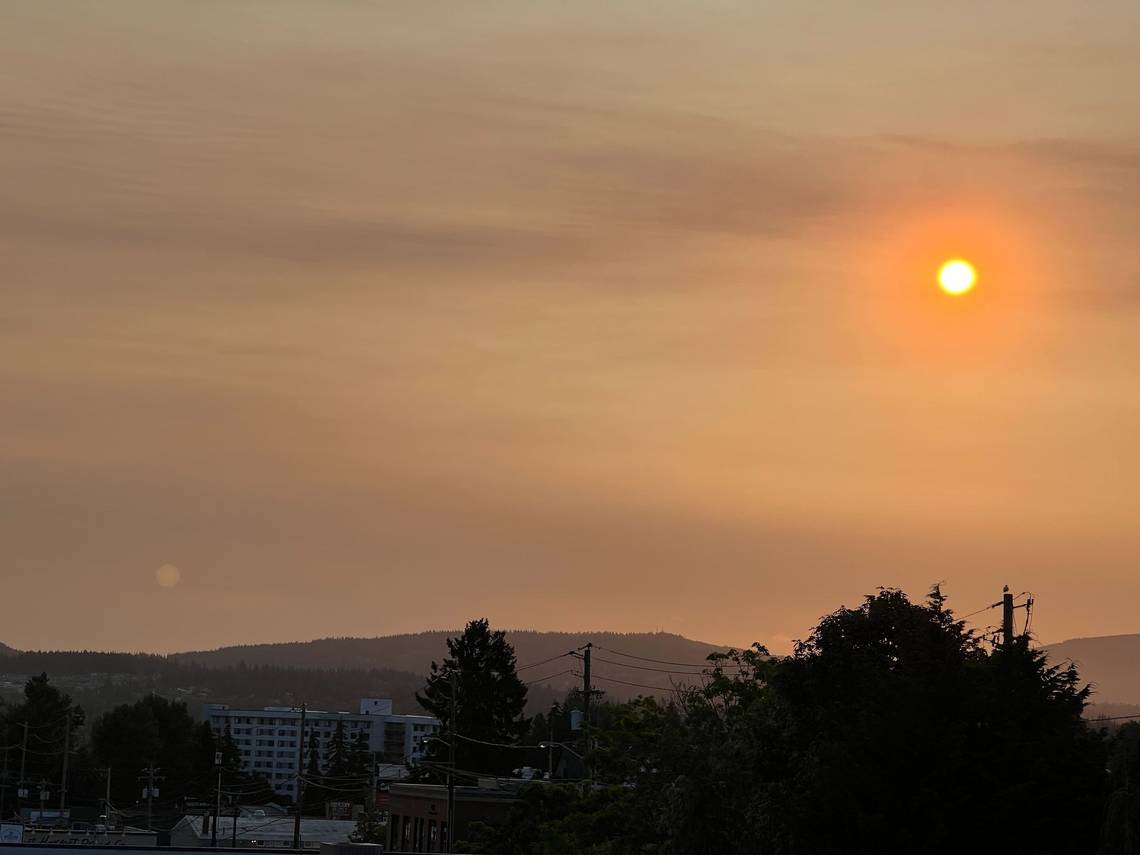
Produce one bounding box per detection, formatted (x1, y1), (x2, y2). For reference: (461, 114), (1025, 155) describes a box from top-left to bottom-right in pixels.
(59, 707), (72, 811)
(291, 703), (306, 851)
(140, 764), (161, 832)
(446, 672), (457, 855)
(1001, 586), (1015, 647)
(993, 586), (1035, 648)
(102, 768), (112, 825)
(1, 744), (9, 819)
(232, 802), (239, 848)
(582, 643), (593, 784)
(367, 752), (377, 811)
(212, 755), (222, 848)
(17, 722), (29, 811)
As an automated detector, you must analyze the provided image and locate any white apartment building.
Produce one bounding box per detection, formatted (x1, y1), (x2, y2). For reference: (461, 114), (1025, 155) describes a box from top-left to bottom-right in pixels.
(204, 698), (440, 799)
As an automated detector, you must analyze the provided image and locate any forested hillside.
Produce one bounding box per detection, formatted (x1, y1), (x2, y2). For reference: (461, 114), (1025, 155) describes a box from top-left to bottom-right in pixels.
(9, 628), (1140, 715)
(0, 654), (426, 720)
(171, 630), (729, 699)
(175, 630), (724, 671)
(0, 631), (728, 718)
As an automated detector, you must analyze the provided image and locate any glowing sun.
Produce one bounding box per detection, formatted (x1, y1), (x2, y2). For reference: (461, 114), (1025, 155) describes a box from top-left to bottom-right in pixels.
(938, 259), (976, 296)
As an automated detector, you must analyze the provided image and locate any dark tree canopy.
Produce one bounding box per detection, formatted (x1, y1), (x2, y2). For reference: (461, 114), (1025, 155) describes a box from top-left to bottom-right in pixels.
(739, 587), (1105, 854)
(90, 695), (197, 806)
(325, 720), (350, 778)
(0, 673), (85, 815)
(349, 808), (387, 844)
(417, 618), (530, 776)
(88, 697), (276, 810)
(300, 731), (326, 815)
(1102, 722), (1140, 853)
(466, 588), (1108, 855)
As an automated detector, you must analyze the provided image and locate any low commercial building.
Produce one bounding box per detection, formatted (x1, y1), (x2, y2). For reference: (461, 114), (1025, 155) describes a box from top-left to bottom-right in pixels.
(169, 814), (355, 849)
(386, 783), (523, 853)
(2, 825), (158, 847)
(204, 699), (441, 800)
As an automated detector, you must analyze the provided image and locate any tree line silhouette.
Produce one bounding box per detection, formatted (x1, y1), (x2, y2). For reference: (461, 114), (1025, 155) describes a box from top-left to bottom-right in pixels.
(7, 589), (1140, 852)
(421, 590), (1140, 854)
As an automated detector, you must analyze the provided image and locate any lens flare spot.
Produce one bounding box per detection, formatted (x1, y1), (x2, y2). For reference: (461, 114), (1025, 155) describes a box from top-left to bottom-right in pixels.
(155, 564), (181, 588)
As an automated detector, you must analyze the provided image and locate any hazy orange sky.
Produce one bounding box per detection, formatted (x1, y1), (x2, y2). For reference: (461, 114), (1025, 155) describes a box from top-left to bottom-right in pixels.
(3, 1), (1139, 654)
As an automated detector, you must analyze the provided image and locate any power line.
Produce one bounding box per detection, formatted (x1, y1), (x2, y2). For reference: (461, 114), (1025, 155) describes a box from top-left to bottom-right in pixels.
(516, 652), (574, 672)
(206, 815), (297, 837)
(580, 672), (693, 693)
(18, 746), (68, 757)
(958, 592), (1032, 623)
(524, 669), (573, 686)
(20, 714), (74, 731)
(216, 786), (278, 797)
(214, 784), (294, 798)
(415, 760), (501, 786)
(417, 759), (574, 786)
(592, 655), (711, 675)
(593, 645), (735, 669)
(957, 603), (1000, 621)
(1089, 714), (1140, 722)
(304, 773), (372, 782)
(296, 777), (371, 794)
(452, 734), (547, 750)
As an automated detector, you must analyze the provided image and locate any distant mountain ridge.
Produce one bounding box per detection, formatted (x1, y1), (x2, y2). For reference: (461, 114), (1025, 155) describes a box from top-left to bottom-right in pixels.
(7, 630), (1140, 711)
(0, 631), (732, 715)
(1046, 633), (1140, 706)
(168, 629), (1140, 707)
(170, 630), (732, 697)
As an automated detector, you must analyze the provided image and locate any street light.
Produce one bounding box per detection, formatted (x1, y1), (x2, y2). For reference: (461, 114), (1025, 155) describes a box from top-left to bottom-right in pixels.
(538, 742), (584, 780)
(418, 735), (455, 853)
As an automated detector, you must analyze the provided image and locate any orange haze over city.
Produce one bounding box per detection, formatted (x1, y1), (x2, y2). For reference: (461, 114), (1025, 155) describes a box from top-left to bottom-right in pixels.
(3, 2), (1140, 654)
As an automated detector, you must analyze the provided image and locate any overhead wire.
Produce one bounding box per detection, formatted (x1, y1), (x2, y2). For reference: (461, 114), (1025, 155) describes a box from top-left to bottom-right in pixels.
(23, 713), (75, 730)
(1088, 714), (1140, 722)
(15, 745), (68, 757)
(515, 652), (574, 673)
(0, 713), (74, 738)
(973, 625), (1001, 645)
(414, 760), (504, 786)
(296, 776), (371, 793)
(452, 733), (548, 751)
(592, 655), (711, 675)
(957, 602), (1000, 621)
(204, 815), (298, 837)
(959, 592), (1031, 623)
(592, 645), (736, 669)
(524, 669), (574, 686)
(579, 672), (691, 693)
(416, 759), (576, 786)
